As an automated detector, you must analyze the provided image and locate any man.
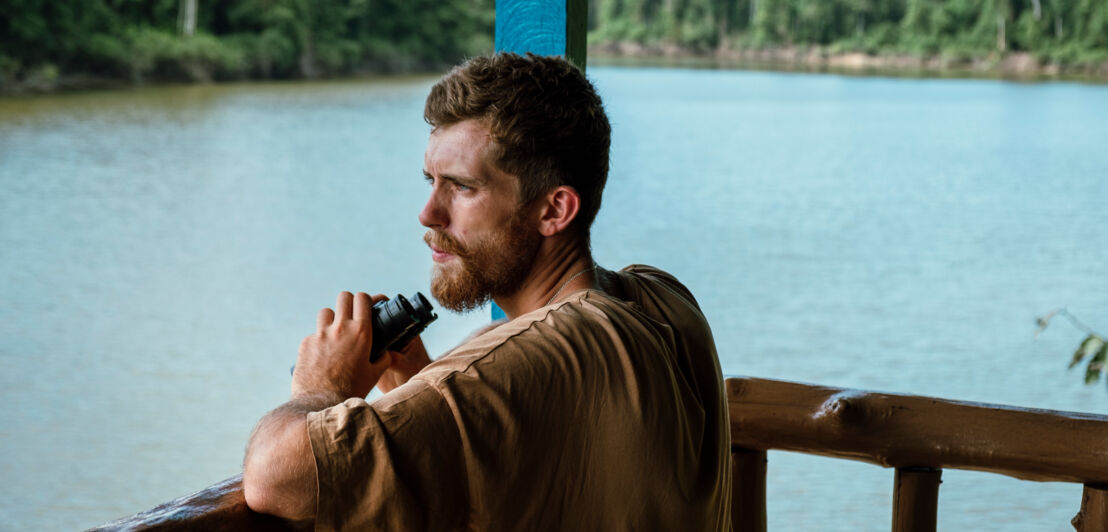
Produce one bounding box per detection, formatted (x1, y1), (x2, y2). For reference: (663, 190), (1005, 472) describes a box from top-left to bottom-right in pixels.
(243, 53), (732, 531)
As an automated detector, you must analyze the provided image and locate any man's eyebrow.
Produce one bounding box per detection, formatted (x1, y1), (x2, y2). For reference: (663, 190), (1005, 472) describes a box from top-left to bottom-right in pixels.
(423, 170), (486, 186)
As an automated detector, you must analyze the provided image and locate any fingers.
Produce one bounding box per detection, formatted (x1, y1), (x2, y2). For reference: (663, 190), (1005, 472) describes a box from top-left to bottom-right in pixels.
(353, 292), (371, 321)
(317, 308), (335, 331)
(318, 291), (374, 332)
(335, 291), (354, 321)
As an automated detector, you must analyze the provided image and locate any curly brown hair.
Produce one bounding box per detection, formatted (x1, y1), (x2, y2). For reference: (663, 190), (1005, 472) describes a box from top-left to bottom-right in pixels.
(424, 53), (611, 238)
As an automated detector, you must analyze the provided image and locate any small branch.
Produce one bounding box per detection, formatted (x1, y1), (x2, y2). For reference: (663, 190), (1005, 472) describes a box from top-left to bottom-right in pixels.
(1038, 308), (1100, 338)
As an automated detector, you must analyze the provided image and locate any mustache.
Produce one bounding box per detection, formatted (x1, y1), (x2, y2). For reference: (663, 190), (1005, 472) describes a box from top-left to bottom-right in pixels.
(424, 230), (468, 258)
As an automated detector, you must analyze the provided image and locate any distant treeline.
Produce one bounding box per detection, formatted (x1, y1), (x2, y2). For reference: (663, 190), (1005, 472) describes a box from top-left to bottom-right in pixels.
(3, 0), (1107, 90)
(1, 0), (493, 88)
(590, 0), (1108, 66)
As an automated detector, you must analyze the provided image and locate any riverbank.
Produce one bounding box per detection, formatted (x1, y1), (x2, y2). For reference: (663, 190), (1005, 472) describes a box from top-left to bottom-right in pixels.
(0, 61), (445, 96)
(0, 70), (130, 95)
(5, 45), (1107, 96)
(590, 42), (1108, 82)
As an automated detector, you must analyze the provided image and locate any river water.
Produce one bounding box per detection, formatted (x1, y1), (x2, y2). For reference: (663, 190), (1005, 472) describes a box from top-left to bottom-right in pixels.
(1, 67), (1106, 530)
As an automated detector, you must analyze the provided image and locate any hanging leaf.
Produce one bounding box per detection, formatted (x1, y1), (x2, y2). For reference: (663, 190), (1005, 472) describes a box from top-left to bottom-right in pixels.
(1070, 334), (1103, 369)
(1085, 340), (1107, 385)
(1100, 344), (1108, 392)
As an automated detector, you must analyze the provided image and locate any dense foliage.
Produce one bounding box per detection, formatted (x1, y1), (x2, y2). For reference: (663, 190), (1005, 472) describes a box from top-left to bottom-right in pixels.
(3, 0), (1106, 87)
(1, 0), (494, 85)
(590, 0), (1108, 66)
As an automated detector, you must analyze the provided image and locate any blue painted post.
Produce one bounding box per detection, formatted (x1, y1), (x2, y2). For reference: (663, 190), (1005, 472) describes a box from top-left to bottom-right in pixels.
(491, 0), (588, 321)
(496, 0), (588, 69)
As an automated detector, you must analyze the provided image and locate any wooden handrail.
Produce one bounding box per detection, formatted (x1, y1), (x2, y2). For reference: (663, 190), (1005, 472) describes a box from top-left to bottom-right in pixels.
(89, 475), (305, 531)
(727, 376), (1108, 483)
(726, 376), (1108, 532)
(93, 377), (1108, 530)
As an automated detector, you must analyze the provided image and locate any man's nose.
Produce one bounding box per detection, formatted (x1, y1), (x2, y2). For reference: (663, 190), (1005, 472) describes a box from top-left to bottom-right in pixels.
(418, 190), (446, 228)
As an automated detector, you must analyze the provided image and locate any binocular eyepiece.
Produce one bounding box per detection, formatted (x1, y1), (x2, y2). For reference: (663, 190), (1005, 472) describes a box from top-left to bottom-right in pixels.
(369, 292), (437, 361)
(290, 292), (437, 376)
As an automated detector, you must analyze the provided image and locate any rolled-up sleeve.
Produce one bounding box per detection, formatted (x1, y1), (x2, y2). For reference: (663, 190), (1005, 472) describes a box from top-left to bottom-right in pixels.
(307, 380), (469, 531)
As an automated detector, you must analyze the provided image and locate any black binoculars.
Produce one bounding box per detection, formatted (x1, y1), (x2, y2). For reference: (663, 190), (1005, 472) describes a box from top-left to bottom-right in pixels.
(290, 292), (437, 375)
(368, 292), (437, 361)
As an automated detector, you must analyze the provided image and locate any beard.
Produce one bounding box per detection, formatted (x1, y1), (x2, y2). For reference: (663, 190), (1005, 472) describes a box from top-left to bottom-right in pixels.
(424, 210), (541, 313)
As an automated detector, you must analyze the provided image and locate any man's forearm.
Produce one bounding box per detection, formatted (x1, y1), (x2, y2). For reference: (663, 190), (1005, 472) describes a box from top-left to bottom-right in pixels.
(243, 392), (343, 520)
(245, 291), (390, 519)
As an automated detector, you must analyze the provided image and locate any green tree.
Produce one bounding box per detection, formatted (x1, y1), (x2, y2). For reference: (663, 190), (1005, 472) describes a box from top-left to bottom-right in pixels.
(1, 0), (494, 88)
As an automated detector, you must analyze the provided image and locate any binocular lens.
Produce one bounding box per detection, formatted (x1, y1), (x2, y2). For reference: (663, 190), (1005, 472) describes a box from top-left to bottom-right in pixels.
(369, 292), (437, 361)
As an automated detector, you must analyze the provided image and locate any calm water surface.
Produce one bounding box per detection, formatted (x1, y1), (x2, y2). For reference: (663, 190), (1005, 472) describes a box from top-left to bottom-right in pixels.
(1, 68), (1106, 530)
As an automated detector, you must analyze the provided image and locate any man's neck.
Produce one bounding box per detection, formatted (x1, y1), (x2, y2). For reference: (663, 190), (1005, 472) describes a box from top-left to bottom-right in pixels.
(493, 236), (596, 320)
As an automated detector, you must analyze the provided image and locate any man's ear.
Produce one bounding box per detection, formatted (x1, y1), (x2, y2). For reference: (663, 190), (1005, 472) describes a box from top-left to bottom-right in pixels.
(536, 186), (580, 237)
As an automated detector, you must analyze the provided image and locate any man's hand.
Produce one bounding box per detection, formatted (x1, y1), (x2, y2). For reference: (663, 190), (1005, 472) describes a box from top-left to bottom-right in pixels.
(246, 291), (394, 520)
(291, 291), (392, 400)
(377, 337), (433, 394)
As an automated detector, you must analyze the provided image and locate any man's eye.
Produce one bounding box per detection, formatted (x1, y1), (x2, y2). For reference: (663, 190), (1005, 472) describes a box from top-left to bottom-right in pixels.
(454, 182), (472, 192)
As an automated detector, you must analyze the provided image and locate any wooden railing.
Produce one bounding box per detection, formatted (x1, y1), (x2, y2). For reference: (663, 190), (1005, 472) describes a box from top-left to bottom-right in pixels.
(727, 377), (1108, 532)
(88, 475), (304, 532)
(93, 377), (1108, 531)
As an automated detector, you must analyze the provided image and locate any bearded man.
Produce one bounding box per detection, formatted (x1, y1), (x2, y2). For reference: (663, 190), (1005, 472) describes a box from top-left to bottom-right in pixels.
(243, 53), (732, 531)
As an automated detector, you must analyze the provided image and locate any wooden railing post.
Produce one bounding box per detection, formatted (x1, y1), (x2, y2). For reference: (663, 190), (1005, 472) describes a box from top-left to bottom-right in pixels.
(891, 467), (941, 532)
(731, 447), (767, 532)
(495, 0), (588, 69)
(489, 0), (588, 323)
(1073, 483), (1108, 531)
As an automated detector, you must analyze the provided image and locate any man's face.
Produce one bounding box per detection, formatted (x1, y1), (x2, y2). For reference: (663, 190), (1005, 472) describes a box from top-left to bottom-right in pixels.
(419, 120), (541, 312)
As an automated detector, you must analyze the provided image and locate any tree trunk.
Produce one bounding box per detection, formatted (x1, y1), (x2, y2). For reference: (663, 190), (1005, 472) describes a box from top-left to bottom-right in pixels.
(717, 2), (729, 52)
(996, 15), (1006, 52)
(299, 35), (319, 79)
(179, 0), (197, 37)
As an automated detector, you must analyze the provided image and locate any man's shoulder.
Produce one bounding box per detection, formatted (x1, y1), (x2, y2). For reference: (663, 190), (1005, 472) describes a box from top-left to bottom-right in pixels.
(612, 264), (703, 314)
(417, 289), (648, 373)
(413, 264), (705, 385)
(432, 295), (623, 361)
(618, 263), (677, 280)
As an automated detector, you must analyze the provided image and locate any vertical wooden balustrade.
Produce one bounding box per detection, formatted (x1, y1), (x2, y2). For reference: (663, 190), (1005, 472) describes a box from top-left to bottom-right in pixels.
(731, 447), (767, 532)
(891, 467), (942, 532)
(1073, 484), (1108, 532)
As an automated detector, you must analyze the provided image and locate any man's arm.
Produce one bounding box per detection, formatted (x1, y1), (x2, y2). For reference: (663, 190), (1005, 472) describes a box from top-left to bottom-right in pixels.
(243, 291), (391, 520)
(242, 393), (338, 520)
